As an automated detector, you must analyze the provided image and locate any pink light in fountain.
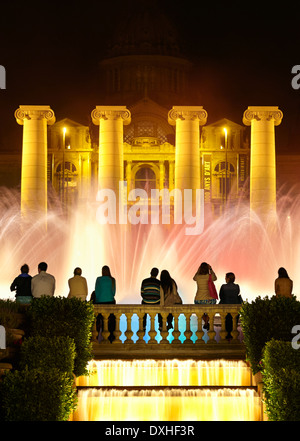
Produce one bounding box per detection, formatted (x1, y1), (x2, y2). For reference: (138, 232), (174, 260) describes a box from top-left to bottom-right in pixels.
(0, 185), (299, 303)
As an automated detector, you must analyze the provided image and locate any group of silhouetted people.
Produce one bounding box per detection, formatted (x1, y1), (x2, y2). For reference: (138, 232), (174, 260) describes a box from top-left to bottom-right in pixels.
(10, 261), (293, 306)
(10, 262), (55, 304)
(10, 260), (294, 343)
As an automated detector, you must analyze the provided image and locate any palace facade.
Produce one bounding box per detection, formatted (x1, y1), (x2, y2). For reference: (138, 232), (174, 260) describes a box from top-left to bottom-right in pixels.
(46, 6), (250, 214)
(48, 109), (250, 215)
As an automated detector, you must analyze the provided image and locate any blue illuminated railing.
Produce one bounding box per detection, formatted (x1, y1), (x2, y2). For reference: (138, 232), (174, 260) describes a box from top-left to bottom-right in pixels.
(92, 304), (244, 358)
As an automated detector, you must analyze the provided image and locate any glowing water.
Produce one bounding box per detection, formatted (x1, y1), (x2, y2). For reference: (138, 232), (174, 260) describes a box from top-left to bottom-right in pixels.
(0, 186), (299, 302)
(73, 388), (261, 421)
(73, 359), (261, 421)
(76, 359), (251, 387)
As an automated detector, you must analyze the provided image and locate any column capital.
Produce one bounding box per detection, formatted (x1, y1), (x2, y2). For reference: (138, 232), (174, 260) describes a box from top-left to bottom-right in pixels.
(91, 106), (131, 125)
(168, 106), (208, 126)
(15, 105), (55, 125)
(243, 106), (283, 126)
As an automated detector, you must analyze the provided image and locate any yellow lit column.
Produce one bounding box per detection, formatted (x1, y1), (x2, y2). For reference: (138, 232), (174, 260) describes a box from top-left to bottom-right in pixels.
(81, 154), (91, 200)
(91, 106), (131, 195)
(15, 105), (56, 218)
(126, 160), (132, 195)
(159, 160), (165, 190)
(168, 106), (207, 216)
(243, 106), (283, 219)
(169, 160), (174, 192)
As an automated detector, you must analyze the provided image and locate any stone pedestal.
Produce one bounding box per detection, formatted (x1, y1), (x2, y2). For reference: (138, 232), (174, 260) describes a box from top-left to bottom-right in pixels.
(243, 106), (283, 219)
(15, 105), (56, 218)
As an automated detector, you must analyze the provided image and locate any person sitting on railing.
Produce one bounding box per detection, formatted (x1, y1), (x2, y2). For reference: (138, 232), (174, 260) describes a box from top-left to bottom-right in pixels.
(141, 267), (162, 330)
(193, 262), (217, 330)
(219, 272), (242, 304)
(10, 263), (33, 304)
(160, 270), (182, 330)
(94, 265), (116, 343)
(67, 267), (88, 301)
(218, 272), (243, 340)
(275, 267), (293, 298)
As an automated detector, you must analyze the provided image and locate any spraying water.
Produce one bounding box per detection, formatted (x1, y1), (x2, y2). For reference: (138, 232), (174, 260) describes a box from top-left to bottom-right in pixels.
(1, 185), (299, 302)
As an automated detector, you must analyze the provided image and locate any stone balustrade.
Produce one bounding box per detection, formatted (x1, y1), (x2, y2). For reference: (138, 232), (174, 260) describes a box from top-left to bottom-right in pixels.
(92, 304), (245, 359)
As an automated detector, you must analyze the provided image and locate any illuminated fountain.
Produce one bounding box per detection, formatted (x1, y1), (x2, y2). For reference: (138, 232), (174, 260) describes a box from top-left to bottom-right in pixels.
(1, 186), (299, 302)
(77, 359), (252, 387)
(0, 104), (297, 421)
(72, 359), (262, 421)
(1, 104), (297, 302)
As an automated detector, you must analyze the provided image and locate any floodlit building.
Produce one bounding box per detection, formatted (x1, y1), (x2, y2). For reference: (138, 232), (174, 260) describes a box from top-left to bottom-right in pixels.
(47, 8), (250, 215)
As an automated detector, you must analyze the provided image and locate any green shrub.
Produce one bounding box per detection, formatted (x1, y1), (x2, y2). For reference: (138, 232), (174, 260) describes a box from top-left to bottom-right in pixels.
(0, 368), (77, 421)
(240, 295), (300, 374)
(0, 299), (26, 329)
(27, 296), (95, 376)
(262, 339), (300, 421)
(19, 335), (76, 373)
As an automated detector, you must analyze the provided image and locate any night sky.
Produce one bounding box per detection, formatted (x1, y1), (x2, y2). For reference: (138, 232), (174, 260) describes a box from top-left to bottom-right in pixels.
(1, 0), (300, 154)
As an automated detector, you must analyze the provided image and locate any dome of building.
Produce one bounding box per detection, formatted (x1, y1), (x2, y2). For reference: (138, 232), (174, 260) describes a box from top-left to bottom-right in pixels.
(105, 1), (184, 58)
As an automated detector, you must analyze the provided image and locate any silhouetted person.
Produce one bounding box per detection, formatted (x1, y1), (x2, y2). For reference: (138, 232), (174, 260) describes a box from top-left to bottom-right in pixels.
(275, 267), (293, 298)
(95, 265), (116, 342)
(10, 264), (32, 304)
(31, 262), (55, 298)
(219, 272), (243, 340)
(141, 267), (162, 330)
(193, 262), (217, 330)
(160, 269), (182, 330)
(68, 267), (88, 300)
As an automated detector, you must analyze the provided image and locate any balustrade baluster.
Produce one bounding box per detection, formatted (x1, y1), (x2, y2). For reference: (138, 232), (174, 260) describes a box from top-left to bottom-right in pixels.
(231, 310), (240, 342)
(183, 313), (193, 344)
(91, 315), (98, 342)
(219, 311), (228, 343)
(136, 310), (145, 344)
(148, 310), (157, 344)
(100, 312), (110, 344)
(112, 312), (122, 344)
(171, 312), (181, 344)
(195, 310), (205, 344)
(160, 311), (169, 344)
(206, 311), (216, 344)
(124, 313), (134, 344)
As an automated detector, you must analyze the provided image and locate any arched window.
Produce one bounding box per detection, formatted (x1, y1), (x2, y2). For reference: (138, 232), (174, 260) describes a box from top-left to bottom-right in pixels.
(214, 162), (234, 173)
(56, 162), (77, 173)
(214, 161), (235, 199)
(135, 166), (157, 192)
(55, 161), (78, 202)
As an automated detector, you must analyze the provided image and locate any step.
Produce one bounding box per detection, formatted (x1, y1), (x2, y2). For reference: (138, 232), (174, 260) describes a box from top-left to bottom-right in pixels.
(73, 386), (262, 421)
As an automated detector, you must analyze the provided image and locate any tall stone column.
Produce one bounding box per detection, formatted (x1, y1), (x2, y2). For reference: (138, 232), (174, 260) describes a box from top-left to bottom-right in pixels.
(15, 105), (56, 218)
(126, 160), (132, 194)
(168, 106), (207, 217)
(243, 106), (283, 219)
(159, 160), (165, 190)
(91, 106), (131, 195)
(169, 160), (174, 192)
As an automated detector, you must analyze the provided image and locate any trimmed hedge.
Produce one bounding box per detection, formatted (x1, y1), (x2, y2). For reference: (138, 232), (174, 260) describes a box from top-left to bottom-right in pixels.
(262, 339), (300, 421)
(0, 296), (95, 421)
(240, 295), (300, 374)
(0, 299), (25, 329)
(0, 368), (76, 421)
(19, 335), (76, 373)
(27, 296), (95, 376)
